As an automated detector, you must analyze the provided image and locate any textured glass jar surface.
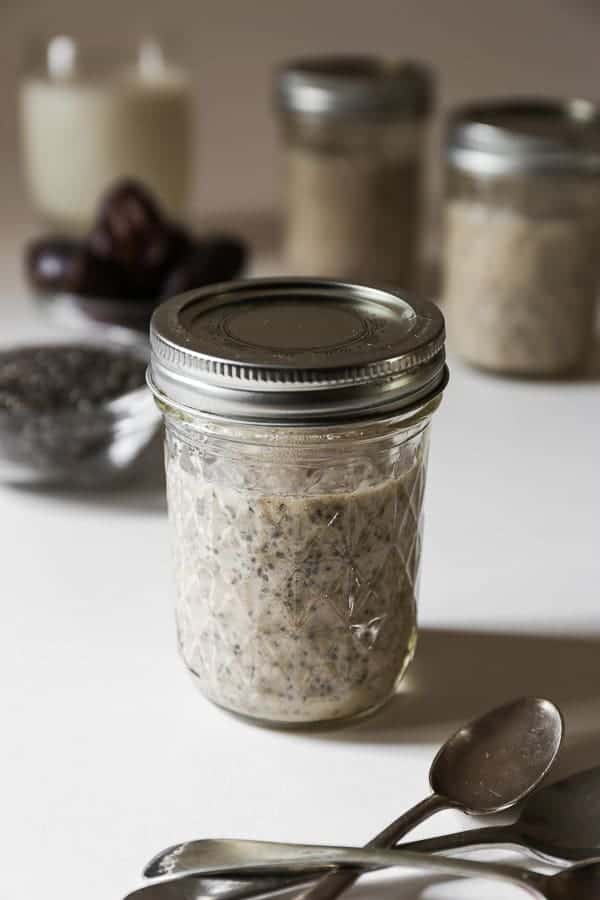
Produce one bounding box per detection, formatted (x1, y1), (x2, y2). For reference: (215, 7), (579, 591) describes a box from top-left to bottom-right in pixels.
(164, 410), (433, 724)
(443, 165), (600, 375)
(281, 117), (424, 290)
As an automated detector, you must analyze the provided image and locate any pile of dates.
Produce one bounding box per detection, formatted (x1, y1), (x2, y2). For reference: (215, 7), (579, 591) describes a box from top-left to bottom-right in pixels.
(26, 180), (248, 329)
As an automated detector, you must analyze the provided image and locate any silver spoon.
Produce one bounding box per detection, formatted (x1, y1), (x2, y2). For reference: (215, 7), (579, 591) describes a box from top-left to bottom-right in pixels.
(145, 697), (563, 890)
(144, 761), (600, 900)
(289, 695), (563, 900)
(402, 763), (600, 864)
(127, 841), (600, 900)
(123, 875), (319, 900)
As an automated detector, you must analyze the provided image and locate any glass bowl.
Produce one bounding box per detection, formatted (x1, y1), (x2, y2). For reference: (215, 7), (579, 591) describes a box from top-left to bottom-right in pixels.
(0, 334), (161, 487)
(33, 290), (158, 338)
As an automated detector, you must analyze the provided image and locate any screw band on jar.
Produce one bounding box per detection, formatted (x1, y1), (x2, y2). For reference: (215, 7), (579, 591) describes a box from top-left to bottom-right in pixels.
(149, 278), (447, 423)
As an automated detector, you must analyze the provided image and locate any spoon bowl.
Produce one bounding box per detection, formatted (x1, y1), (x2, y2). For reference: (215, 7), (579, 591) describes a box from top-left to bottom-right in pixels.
(403, 764), (600, 864)
(430, 696), (563, 813)
(545, 859), (600, 900)
(514, 766), (600, 862)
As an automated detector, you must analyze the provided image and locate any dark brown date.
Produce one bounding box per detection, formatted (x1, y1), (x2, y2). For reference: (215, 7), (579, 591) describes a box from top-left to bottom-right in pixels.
(25, 180), (250, 317)
(88, 180), (194, 295)
(90, 179), (165, 264)
(161, 236), (247, 298)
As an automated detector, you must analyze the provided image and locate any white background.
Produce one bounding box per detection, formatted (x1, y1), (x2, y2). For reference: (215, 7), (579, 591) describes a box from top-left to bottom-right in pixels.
(1, 3), (600, 896)
(0, 228), (599, 898)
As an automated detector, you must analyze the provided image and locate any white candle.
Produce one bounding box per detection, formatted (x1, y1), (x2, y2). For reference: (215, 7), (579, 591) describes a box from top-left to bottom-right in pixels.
(19, 36), (192, 229)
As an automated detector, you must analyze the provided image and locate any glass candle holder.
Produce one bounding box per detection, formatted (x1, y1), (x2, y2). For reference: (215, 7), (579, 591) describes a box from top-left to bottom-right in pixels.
(19, 34), (192, 230)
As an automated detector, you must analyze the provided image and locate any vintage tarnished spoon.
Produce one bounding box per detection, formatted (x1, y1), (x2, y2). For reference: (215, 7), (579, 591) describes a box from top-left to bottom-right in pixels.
(402, 764), (600, 864)
(122, 876), (319, 900)
(144, 763), (600, 900)
(289, 695), (563, 900)
(145, 696), (563, 889)
(127, 843), (600, 900)
(134, 765), (600, 900)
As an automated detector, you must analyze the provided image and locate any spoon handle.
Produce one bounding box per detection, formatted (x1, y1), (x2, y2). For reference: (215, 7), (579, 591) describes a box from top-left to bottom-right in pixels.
(401, 824), (517, 855)
(366, 794), (448, 846)
(158, 842), (544, 898)
(291, 794), (448, 900)
(125, 873), (325, 900)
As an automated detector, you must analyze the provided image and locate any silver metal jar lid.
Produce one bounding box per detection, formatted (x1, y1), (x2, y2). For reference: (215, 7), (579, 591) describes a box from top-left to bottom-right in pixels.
(275, 56), (433, 120)
(148, 278), (447, 424)
(447, 97), (600, 174)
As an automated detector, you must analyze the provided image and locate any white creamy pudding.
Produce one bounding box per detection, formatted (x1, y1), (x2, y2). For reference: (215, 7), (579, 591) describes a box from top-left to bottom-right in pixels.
(167, 428), (427, 723)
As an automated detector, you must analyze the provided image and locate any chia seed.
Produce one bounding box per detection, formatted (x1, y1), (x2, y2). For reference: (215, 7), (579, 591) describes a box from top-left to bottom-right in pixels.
(0, 343), (148, 483)
(0, 344), (146, 413)
(166, 424), (428, 724)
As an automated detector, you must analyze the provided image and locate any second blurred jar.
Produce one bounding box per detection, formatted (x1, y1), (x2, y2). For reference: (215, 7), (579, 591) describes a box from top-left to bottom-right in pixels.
(443, 99), (600, 376)
(274, 57), (433, 289)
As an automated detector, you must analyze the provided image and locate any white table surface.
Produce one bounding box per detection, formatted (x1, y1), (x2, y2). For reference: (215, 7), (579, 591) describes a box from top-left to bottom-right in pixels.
(1, 227), (600, 900)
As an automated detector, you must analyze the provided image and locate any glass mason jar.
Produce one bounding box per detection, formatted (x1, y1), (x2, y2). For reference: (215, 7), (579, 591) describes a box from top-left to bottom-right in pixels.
(19, 34), (192, 230)
(148, 278), (448, 725)
(274, 58), (434, 291)
(443, 98), (600, 376)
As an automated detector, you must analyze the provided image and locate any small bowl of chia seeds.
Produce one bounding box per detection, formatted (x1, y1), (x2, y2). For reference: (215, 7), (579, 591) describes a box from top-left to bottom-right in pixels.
(0, 338), (160, 487)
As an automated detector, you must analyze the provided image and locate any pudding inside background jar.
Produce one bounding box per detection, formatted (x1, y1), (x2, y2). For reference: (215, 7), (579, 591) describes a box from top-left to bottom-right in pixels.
(443, 98), (600, 376)
(164, 405), (437, 725)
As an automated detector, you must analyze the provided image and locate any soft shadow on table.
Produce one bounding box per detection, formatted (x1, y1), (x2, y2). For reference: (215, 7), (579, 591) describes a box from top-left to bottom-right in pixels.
(13, 429), (167, 514)
(308, 627), (600, 766)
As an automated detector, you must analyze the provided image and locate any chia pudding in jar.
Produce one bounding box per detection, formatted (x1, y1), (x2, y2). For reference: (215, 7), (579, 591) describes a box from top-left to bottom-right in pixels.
(274, 58), (433, 290)
(149, 279), (447, 725)
(443, 99), (600, 376)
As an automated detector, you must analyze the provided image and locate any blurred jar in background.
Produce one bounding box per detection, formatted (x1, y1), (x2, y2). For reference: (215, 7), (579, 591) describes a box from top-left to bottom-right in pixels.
(19, 35), (192, 231)
(274, 57), (434, 290)
(443, 99), (600, 376)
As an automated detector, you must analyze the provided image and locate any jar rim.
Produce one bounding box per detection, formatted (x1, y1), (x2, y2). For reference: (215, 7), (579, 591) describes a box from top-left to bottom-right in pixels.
(447, 96), (600, 175)
(274, 55), (434, 120)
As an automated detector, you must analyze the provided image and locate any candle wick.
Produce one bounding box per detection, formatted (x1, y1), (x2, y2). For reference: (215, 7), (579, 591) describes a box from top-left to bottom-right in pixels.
(47, 35), (77, 80)
(138, 38), (165, 80)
